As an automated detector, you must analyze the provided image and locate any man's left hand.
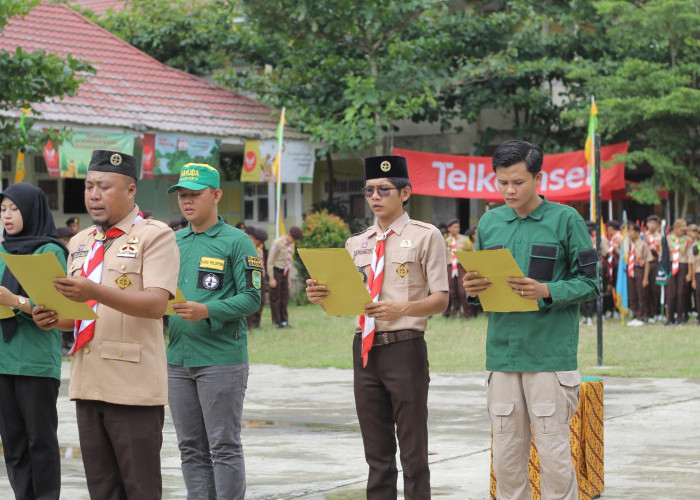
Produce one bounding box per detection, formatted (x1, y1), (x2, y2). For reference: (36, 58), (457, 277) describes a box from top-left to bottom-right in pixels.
(506, 277), (550, 301)
(363, 300), (407, 322)
(53, 276), (97, 303)
(171, 301), (209, 322)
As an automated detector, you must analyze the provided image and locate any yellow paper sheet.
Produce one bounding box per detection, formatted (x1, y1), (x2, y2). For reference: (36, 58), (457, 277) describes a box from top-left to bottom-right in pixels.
(0, 253), (98, 319)
(298, 248), (372, 316)
(0, 305), (14, 319)
(165, 287), (186, 315)
(455, 249), (539, 312)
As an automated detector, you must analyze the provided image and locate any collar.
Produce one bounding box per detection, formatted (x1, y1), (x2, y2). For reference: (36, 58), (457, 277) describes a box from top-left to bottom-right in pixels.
(110, 205), (141, 235)
(181, 216), (226, 238)
(364, 212), (410, 239)
(504, 196), (547, 222)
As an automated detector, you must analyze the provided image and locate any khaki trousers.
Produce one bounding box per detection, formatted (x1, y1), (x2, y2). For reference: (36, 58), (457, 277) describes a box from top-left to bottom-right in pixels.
(488, 371), (580, 500)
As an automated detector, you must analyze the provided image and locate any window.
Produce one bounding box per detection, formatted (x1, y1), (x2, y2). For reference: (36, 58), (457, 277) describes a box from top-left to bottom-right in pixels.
(257, 197), (269, 222)
(244, 200), (254, 220)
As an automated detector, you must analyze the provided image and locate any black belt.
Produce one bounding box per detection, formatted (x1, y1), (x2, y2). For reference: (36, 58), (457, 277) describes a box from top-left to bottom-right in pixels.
(356, 329), (424, 346)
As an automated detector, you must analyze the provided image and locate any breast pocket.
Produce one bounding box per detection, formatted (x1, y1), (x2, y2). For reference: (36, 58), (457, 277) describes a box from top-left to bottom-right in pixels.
(528, 243), (559, 282)
(105, 258), (143, 291)
(68, 258), (86, 277)
(389, 249), (417, 284)
(354, 254), (372, 285)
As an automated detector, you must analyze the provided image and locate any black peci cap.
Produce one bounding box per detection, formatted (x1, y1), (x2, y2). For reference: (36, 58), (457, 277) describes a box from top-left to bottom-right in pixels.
(364, 155), (409, 181)
(88, 150), (137, 180)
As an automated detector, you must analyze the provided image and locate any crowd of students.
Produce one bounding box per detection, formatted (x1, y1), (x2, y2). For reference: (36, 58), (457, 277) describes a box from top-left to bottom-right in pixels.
(581, 215), (700, 326)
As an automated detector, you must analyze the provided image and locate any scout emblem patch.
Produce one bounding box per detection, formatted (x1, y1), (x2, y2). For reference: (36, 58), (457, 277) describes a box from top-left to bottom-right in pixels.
(127, 235), (139, 244)
(94, 233), (106, 242)
(115, 274), (132, 290)
(251, 270), (262, 289)
(202, 273), (221, 290)
(396, 264), (409, 278)
(380, 160), (391, 172)
(400, 239), (412, 248)
(117, 244), (139, 258)
(110, 153), (122, 166)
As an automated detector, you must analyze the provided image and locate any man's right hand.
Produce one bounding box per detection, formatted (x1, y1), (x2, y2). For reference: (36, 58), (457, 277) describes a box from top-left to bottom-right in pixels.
(305, 278), (329, 305)
(269, 277), (277, 288)
(462, 271), (492, 298)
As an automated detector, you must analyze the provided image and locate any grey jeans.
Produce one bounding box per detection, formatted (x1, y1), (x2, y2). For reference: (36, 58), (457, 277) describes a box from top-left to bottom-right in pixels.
(168, 363), (249, 500)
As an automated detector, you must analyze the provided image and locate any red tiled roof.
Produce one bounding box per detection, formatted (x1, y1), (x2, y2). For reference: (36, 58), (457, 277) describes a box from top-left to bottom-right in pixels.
(0, 4), (303, 140)
(67, 0), (125, 15)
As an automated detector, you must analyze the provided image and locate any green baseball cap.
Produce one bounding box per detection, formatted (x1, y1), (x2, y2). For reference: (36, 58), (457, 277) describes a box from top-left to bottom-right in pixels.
(167, 163), (220, 193)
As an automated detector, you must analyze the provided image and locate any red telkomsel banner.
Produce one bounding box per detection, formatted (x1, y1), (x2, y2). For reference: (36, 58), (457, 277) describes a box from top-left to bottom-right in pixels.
(394, 143), (628, 202)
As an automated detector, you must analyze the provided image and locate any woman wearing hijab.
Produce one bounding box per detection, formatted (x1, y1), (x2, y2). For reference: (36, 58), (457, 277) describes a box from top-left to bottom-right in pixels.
(0, 182), (67, 500)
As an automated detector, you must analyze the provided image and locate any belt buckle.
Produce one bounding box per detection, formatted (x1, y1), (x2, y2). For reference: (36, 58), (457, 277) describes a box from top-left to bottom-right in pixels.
(380, 332), (390, 345)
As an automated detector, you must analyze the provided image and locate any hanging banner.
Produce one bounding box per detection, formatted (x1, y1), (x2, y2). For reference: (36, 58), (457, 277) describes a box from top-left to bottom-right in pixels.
(42, 139), (61, 178)
(149, 134), (221, 176)
(140, 133), (156, 179)
(241, 139), (315, 183)
(59, 132), (134, 179)
(394, 143), (628, 202)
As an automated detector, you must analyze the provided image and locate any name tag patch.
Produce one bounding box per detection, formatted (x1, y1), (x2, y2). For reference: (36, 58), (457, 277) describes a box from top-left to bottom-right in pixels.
(198, 271), (224, 291)
(354, 249), (373, 256)
(200, 257), (225, 271)
(71, 250), (88, 259)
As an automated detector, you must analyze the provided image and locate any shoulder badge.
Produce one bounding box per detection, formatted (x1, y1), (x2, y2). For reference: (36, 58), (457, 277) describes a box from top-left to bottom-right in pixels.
(247, 255), (263, 268)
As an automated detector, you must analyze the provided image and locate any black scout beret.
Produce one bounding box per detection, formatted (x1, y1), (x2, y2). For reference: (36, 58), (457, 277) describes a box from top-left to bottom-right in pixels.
(364, 155), (409, 181)
(446, 218), (460, 227)
(88, 150), (138, 180)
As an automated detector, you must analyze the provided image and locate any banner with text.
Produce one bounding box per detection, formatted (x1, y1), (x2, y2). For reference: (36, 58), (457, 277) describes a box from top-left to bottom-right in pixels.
(393, 143), (628, 202)
(241, 139), (315, 183)
(59, 132), (134, 179)
(141, 134), (221, 178)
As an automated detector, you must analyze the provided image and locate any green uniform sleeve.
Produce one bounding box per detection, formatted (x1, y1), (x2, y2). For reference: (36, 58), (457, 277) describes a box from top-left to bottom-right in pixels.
(545, 216), (600, 309)
(206, 236), (261, 330)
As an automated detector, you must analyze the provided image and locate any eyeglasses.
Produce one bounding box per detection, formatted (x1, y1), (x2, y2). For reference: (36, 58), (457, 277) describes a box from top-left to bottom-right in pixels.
(361, 186), (400, 198)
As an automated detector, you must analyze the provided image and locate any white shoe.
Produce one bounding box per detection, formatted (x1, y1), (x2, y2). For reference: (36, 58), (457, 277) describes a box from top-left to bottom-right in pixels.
(586, 317), (593, 325)
(626, 319), (644, 326)
(647, 317), (656, 324)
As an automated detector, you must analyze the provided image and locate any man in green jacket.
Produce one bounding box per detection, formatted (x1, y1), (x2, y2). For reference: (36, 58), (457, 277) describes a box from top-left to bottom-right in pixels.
(167, 163), (262, 500)
(463, 140), (599, 500)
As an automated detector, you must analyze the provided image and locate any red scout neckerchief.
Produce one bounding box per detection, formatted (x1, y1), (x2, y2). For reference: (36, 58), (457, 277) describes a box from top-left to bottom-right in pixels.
(627, 243), (636, 277)
(670, 234), (682, 276)
(258, 245), (265, 276)
(358, 227), (393, 368)
(69, 213), (143, 355)
(283, 238), (293, 276)
(450, 237), (458, 278)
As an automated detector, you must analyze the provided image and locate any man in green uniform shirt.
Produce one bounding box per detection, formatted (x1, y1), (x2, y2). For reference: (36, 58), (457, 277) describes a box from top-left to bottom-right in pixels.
(463, 140), (599, 500)
(167, 163), (262, 500)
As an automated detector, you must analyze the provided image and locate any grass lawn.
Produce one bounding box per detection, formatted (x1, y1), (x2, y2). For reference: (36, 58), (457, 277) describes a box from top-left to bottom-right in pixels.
(248, 303), (700, 378)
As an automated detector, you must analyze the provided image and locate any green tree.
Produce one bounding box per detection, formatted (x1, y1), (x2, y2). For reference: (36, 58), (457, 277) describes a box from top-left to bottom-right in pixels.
(87, 0), (240, 77)
(1, 1), (93, 159)
(420, 0), (608, 154)
(567, 0), (700, 218)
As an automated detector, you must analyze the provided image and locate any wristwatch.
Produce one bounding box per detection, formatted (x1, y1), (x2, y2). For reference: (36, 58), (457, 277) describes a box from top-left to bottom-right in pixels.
(12, 295), (26, 311)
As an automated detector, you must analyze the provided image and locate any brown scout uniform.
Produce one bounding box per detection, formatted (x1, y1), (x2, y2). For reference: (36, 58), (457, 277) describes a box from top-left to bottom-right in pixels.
(66, 205), (179, 498)
(346, 211), (447, 499)
(267, 234), (294, 326)
(666, 234), (692, 323)
(627, 237), (650, 321)
(444, 233), (474, 318)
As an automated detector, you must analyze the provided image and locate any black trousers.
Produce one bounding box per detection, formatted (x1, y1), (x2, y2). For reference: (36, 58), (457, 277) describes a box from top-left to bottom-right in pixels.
(76, 400), (164, 500)
(0, 374), (60, 500)
(666, 263), (689, 322)
(353, 335), (431, 500)
(269, 267), (290, 325)
(646, 261), (661, 319)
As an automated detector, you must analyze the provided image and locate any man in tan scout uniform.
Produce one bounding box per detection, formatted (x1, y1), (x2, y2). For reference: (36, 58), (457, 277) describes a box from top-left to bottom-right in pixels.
(443, 218), (473, 319)
(306, 155), (448, 499)
(266, 226), (302, 328)
(643, 214), (663, 322)
(33, 150), (179, 499)
(626, 223), (650, 326)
